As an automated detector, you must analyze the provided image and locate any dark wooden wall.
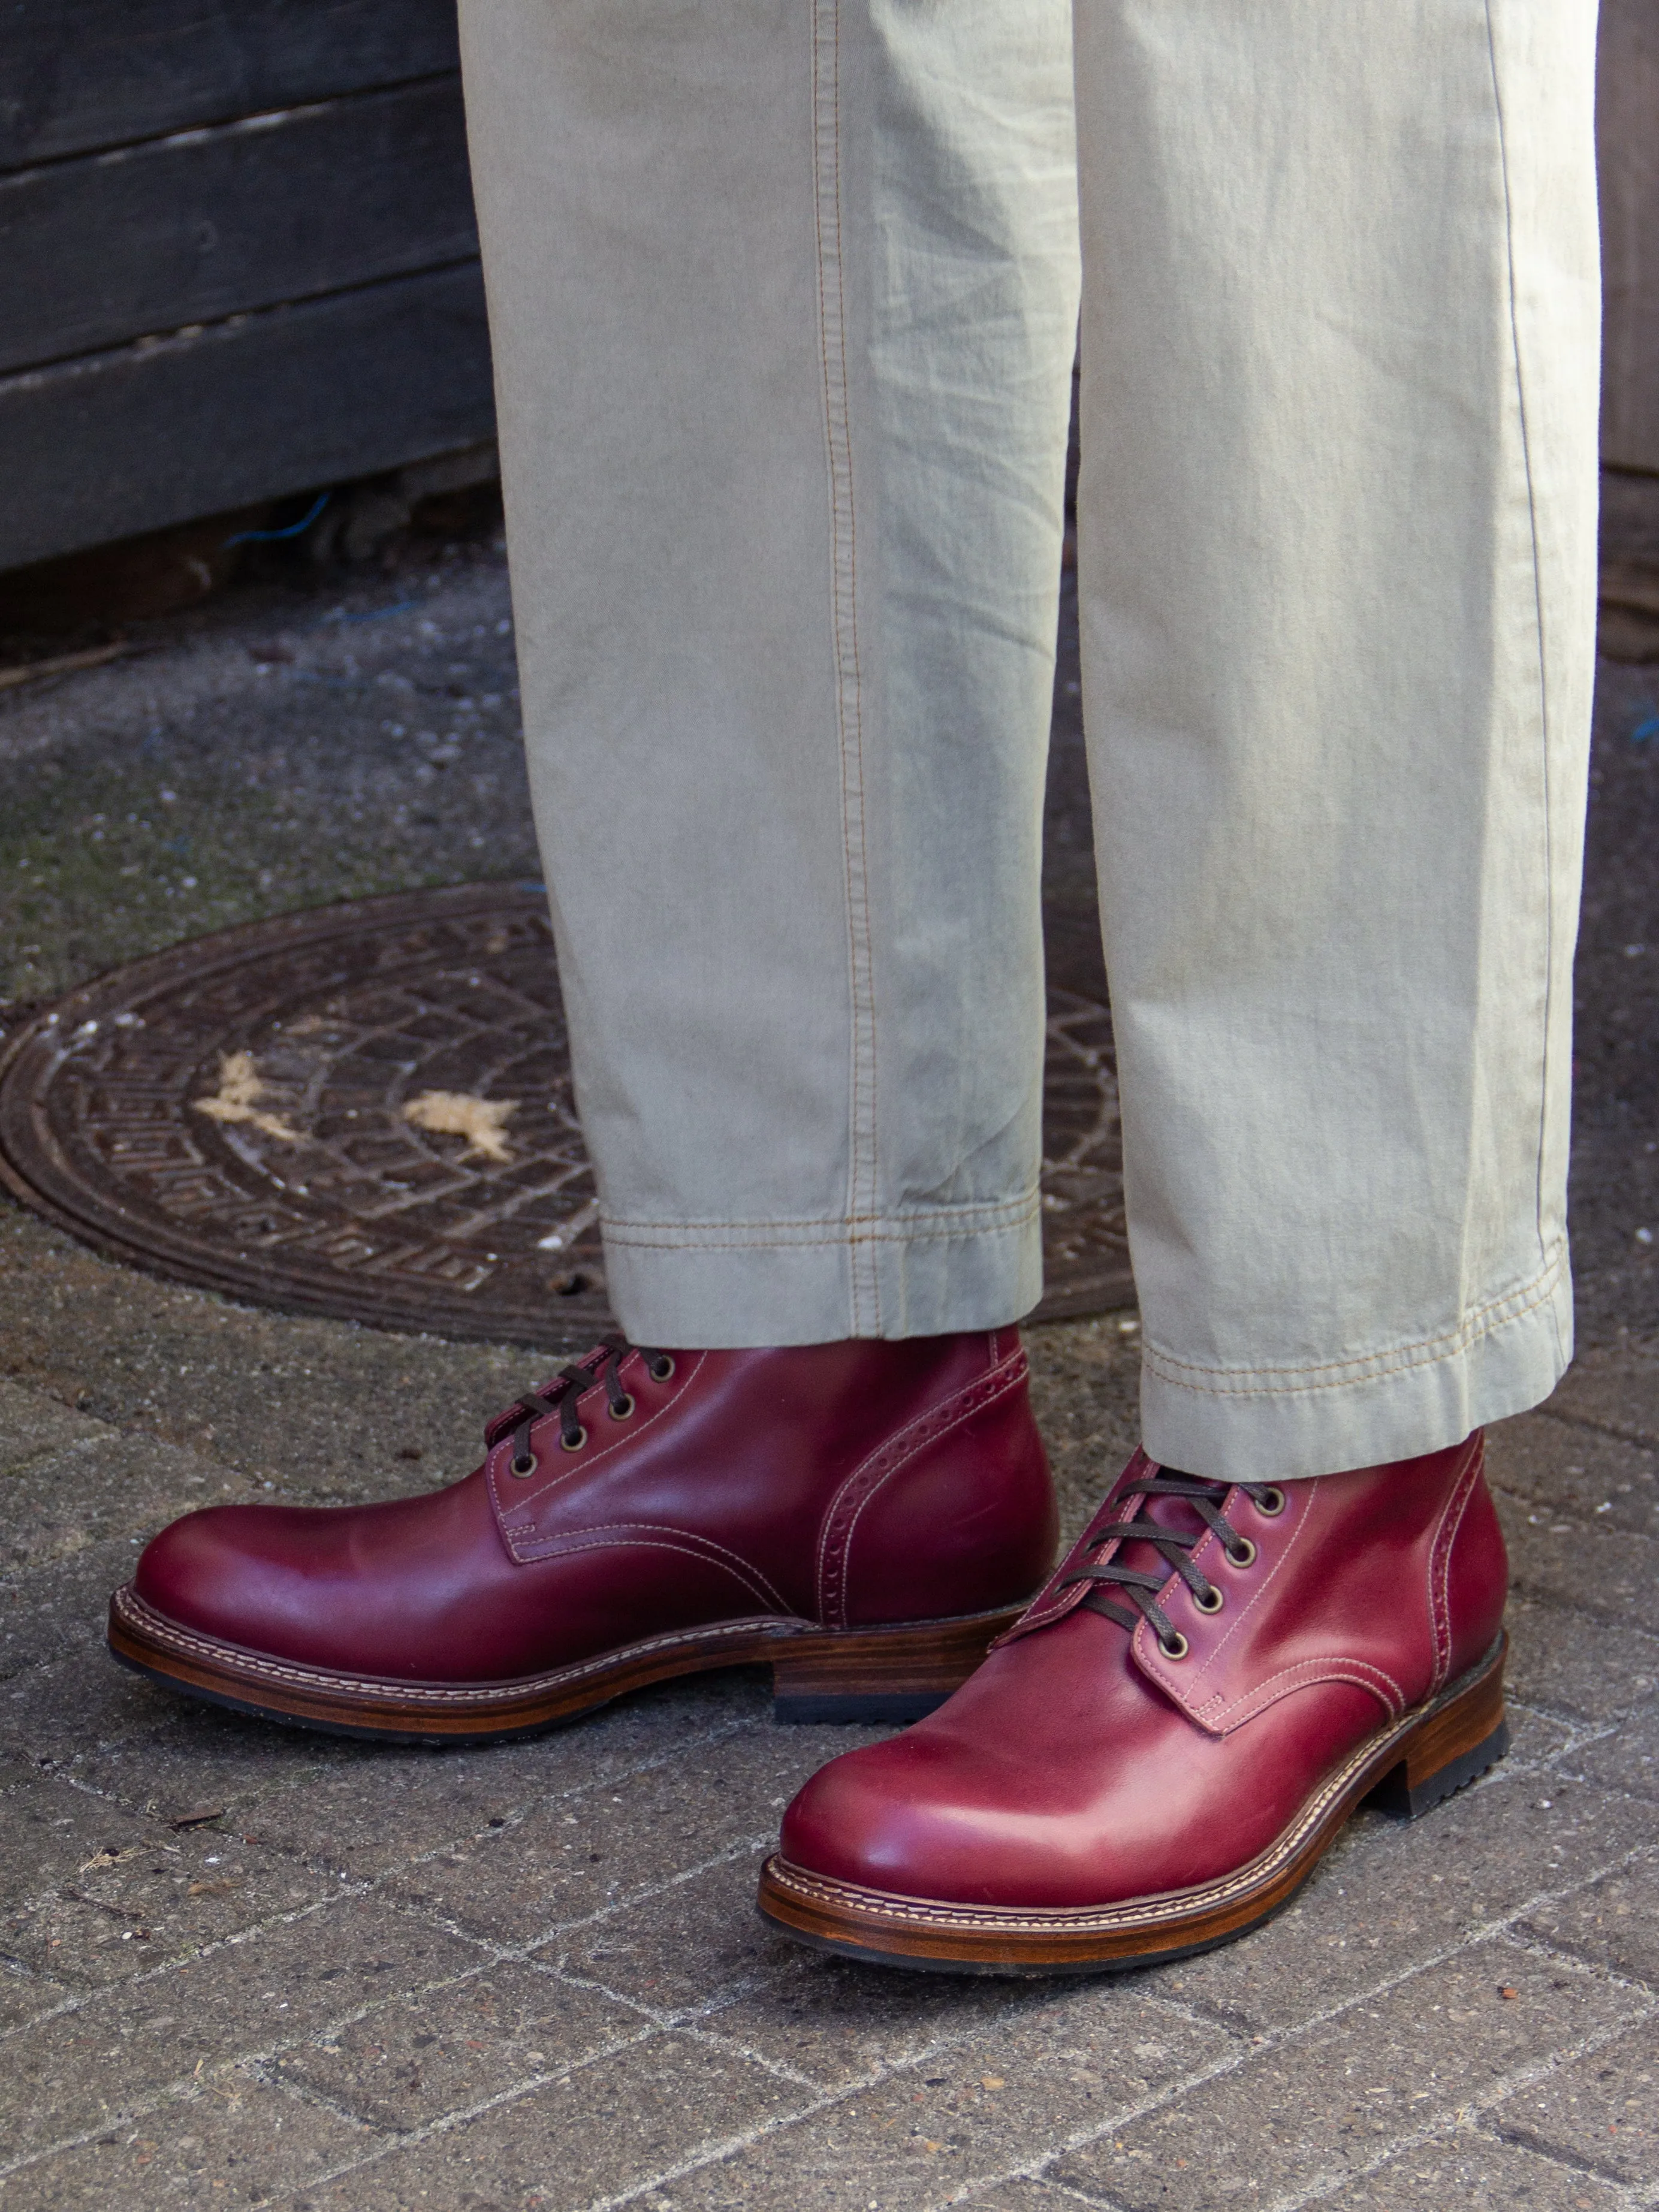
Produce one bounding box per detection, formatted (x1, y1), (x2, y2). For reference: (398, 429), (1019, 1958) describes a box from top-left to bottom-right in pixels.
(0, 0), (494, 572)
(1600, 0), (1659, 475)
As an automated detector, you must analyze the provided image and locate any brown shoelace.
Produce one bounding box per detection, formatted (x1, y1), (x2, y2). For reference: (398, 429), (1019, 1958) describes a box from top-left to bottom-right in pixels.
(1060, 1467), (1285, 1659)
(493, 1336), (674, 1475)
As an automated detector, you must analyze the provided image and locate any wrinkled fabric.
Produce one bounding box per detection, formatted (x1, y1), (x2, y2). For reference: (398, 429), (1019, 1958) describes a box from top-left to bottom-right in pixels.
(457, 0), (1599, 1480)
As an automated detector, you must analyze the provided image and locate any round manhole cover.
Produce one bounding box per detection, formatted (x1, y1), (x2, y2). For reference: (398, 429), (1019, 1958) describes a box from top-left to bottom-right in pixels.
(0, 884), (1131, 1350)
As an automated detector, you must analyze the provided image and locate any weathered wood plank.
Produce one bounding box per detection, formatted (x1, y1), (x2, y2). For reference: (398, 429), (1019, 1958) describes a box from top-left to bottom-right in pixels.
(1, 79), (477, 376)
(0, 0), (461, 171)
(0, 263), (495, 571)
(1599, 0), (1659, 472)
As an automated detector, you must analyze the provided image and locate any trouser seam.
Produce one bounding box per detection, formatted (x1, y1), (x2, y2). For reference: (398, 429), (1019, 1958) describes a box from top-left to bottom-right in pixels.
(602, 1199), (1040, 1253)
(1142, 1237), (1566, 1400)
(602, 1192), (1038, 1234)
(813, 0), (880, 1335)
(1483, 0), (1555, 1284)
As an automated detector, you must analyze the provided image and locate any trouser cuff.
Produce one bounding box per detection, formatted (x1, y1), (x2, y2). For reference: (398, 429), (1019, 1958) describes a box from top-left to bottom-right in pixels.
(599, 1201), (1043, 1346)
(1139, 1244), (1574, 1482)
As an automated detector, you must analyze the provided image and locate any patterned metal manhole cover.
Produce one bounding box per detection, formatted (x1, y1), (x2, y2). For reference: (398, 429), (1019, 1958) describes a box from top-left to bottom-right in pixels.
(0, 884), (1130, 1350)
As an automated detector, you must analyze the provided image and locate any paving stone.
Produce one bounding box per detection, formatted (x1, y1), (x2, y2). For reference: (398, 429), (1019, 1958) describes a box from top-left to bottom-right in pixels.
(388, 1723), (860, 1947)
(0, 1641), (185, 1761)
(0, 1457), (266, 1683)
(651, 1988), (1236, 2212)
(222, 1739), (641, 1889)
(1489, 1701), (1576, 1769)
(8, 2071), (381, 2211)
(0, 1956), (79, 2035)
(8, 1848), (339, 1996)
(0, 1764), (245, 1900)
(695, 1952), (1020, 2091)
(1545, 1354), (1659, 1453)
(1501, 1595), (1659, 1721)
(1339, 2127), (1626, 2208)
(0, 1435), (251, 1691)
(1494, 1495), (1654, 1628)
(0, 1378), (108, 1475)
(253, 1677), (776, 1885)
(1050, 1945), (1642, 2211)
(273, 2029), (804, 2211)
(1, 1771), (340, 1987)
(1486, 1412), (1659, 1541)
(1558, 1706), (1659, 1808)
(0, 1206), (549, 1505)
(74, 1696), (750, 1873)
(1517, 1855), (1659, 1984)
(2, 1768), (181, 1912)
(0, 1744), (38, 1792)
(1156, 1754), (1654, 2033)
(960, 2186), (1093, 2212)
(0, 1430), (245, 1572)
(70, 1704), (363, 1830)
(273, 1957), (640, 2134)
(4, 1896), (491, 2156)
(559, 1848), (796, 2017)
(0, 1538), (142, 1681)
(1491, 2020), (1659, 2188)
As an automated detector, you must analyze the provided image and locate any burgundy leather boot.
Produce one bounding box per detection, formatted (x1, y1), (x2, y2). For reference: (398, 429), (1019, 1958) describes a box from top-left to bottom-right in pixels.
(760, 1434), (1509, 1972)
(108, 1330), (1057, 1743)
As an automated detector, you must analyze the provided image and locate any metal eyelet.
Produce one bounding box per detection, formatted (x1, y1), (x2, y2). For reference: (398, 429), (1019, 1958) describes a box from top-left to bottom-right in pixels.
(1159, 1631), (1190, 1661)
(1225, 1538), (1257, 1568)
(1193, 1584), (1224, 1615)
(608, 1395), (635, 1422)
(648, 1356), (675, 1382)
(1256, 1486), (1286, 1517)
(559, 1426), (588, 1453)
(509, 1453), (537, 1479)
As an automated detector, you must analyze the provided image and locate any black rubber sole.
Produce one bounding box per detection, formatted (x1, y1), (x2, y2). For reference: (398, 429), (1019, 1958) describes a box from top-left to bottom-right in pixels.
(772, 1691), (955, 1725)
(1364, 1718), (1511, 1818)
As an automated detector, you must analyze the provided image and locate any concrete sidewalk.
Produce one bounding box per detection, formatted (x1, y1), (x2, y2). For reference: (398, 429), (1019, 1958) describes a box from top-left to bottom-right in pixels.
(0, 544), (1655, 2210)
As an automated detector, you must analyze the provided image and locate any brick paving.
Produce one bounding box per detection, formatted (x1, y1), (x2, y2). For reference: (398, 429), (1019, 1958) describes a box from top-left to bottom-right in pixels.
(1, 550), (1655, 2208)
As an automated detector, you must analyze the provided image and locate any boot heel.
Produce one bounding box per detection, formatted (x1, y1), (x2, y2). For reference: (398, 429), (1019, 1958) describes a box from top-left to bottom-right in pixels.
(1367, 1642), (1509, 1818)
(770, 1607), (1019, 1724)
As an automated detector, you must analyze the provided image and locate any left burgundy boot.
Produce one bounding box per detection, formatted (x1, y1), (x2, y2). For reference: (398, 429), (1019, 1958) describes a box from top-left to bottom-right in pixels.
(108, 1330), (1057, 1742)
(759, 1434), (1509, 1972)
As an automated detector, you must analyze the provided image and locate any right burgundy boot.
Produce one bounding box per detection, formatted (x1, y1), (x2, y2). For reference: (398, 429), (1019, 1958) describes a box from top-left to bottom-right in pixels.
(108, 1330), (1057, 1743)
(761, 1434), (1509, 1973)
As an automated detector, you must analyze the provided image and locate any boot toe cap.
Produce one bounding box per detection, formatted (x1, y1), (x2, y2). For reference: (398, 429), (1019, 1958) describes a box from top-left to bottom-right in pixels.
(780, 1731), (1089, 1909)
(133, 1504), (336, 1656)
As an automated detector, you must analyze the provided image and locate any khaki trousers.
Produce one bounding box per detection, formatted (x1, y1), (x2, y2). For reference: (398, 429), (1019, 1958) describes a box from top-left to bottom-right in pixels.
(457, 1), (1600, 1481)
